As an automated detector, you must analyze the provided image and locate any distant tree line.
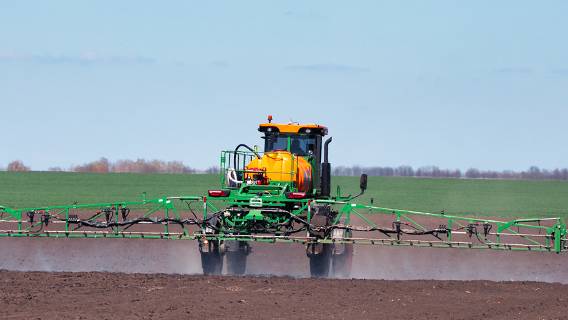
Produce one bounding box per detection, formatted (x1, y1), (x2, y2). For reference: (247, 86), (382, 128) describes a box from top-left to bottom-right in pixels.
(1, 158), (219, 174)
(332, 165), (568, 180)
(70, 158), (196, 173)
(3, 159), (568, 181)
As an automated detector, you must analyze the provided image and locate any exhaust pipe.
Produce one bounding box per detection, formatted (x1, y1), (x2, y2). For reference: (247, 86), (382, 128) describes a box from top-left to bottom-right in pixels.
(320, 137), (332, 197)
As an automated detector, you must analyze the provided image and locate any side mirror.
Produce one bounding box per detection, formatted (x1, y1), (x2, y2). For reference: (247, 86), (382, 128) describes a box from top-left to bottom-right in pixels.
(359, 174), (368, 192)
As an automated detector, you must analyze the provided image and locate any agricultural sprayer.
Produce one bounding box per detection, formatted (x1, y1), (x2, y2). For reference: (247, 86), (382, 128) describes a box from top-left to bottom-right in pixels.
(1, 116), (566, 277)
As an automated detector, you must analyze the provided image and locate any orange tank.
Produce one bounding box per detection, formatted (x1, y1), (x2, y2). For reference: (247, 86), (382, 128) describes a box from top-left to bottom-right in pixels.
(245, 151), (312, 192)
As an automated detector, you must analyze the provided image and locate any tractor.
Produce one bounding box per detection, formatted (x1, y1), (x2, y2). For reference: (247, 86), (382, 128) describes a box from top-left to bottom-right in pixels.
(199, 115), (361, 277)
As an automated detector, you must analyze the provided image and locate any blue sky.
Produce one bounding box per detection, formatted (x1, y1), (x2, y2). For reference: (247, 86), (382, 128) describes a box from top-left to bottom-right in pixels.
(1, 1), (567, 171)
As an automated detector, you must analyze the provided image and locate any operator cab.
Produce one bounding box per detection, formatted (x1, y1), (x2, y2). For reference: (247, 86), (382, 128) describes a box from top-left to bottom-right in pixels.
(257, 116), (329, 194)
(259, 116), (328, 161)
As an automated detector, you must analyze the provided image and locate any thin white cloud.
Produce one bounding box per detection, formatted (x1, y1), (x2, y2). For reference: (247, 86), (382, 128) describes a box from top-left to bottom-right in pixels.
(210, 60), (230, 68)
(283, 10), (327, 21)
(493, 67), (534, 75)
(550, 68), (568, 76)
(0, 51), (156, 65)
(286, 63), (370, 73)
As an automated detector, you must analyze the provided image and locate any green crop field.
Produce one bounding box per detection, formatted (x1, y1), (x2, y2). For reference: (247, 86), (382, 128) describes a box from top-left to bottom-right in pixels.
(1, 171), (568, 218)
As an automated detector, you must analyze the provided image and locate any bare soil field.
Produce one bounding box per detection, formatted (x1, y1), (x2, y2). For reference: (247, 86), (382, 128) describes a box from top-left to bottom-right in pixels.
(1, 239), (567, 320)
(1, 271), (567, 320)
(1, 231), (567, 319)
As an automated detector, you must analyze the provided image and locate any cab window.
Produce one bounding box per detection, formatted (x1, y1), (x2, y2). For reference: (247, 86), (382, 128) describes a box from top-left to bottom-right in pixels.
(265, 134), (317, 156)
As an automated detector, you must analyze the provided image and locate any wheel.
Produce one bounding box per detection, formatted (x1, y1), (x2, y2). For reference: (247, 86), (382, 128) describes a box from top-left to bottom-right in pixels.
(331, 242), (353, 278)
(200, 240), (224, 275)
(225, 241), (249, 275)
(308, 242), (332, 277)
(307, 206), (333, 278)
(330, 222), (353, 278)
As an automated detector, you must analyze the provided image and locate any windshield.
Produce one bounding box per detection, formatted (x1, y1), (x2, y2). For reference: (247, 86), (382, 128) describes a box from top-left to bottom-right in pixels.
(264, 134), (318, 156)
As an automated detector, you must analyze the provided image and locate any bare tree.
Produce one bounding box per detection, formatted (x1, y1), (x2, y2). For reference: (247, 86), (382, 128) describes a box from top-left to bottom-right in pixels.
(205, 166), (220, 174)
(71, 158), (110, 173)
(465, 168), (480, 179)
(7, 160), (30, 172)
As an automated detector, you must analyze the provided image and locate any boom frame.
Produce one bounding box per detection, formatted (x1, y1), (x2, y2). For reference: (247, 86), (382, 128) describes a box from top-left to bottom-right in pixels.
(0, 196), (565, 253)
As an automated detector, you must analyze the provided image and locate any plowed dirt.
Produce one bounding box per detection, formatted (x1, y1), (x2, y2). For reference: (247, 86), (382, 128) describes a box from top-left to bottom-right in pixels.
(1, 271), (567, 320)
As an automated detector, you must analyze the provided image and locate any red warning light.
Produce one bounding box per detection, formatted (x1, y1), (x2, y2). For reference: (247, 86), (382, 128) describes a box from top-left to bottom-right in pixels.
(208, 190), (231, 197)
(268, 115), (273, 123)
(285, 192), (306, 199)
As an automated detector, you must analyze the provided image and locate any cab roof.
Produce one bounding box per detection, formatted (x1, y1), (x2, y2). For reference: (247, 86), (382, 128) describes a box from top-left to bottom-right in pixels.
(258, 122), (328, 136)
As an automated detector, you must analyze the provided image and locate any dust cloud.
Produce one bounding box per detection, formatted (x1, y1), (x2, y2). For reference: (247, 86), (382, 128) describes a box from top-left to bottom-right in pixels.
(1, 239), (566, 284)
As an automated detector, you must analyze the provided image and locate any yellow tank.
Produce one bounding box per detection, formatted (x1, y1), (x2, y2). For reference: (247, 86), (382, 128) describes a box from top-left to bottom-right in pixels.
(245, 151), (312, 192)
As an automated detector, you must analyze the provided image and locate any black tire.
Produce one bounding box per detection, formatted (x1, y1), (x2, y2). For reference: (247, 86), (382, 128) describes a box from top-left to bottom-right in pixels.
(200, 241), (224, 275)
(308, 243), (332, 278)
(201, 251), (223, 275)
(226, 242), (249, 275)
(307, 207), (333, 278)
(331, 243), (353, 278)
(226, 251), (247, 275)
